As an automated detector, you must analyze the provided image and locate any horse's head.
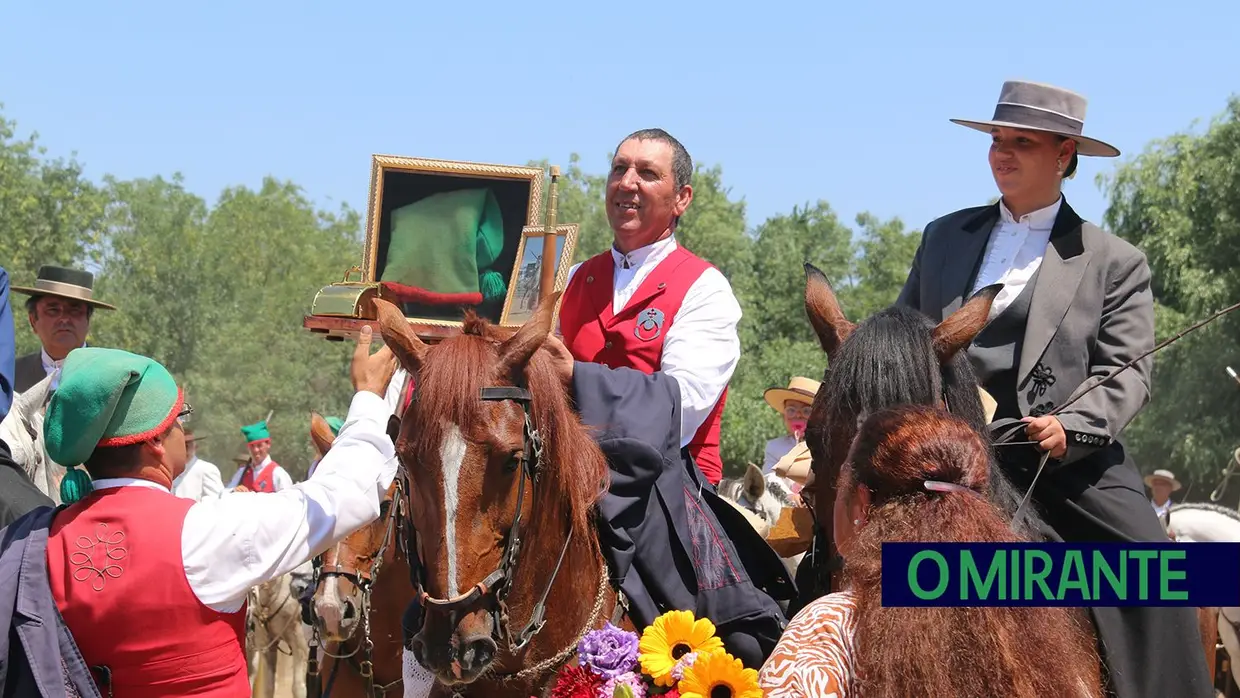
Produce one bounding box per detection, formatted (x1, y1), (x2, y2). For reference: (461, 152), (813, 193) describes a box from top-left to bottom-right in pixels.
(374, 294), (607, 686)
(718, 463), (787, 534)
(313, 479), (403, 642)
(801, 262), (998, 542)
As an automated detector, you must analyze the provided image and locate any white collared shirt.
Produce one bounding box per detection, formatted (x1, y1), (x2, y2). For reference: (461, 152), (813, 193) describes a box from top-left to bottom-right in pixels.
(87, 390), (398, 614)
(224, 454), (294, 491)
(971, 197), (1061, 320)
(40, 346), (80, 391)
(564, 236), (742, 448)
(172, 456), (224, 502)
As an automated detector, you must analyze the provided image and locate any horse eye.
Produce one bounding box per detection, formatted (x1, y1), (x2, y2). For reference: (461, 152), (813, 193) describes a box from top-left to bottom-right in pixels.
(504, 452), (521, 472)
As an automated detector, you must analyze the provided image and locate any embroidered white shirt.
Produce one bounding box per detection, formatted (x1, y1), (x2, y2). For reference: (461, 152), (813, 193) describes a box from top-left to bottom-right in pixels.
(564, 237), (742, 448)
(971, 197), (1061, 319)
(224, 454), (294, 492)
(87, 390), (398, 614)
(172, 456), (224, 502)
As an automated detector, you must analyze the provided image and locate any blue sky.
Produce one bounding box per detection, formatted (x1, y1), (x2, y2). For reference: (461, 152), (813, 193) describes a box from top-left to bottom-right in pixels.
(2, 1), (1236, 237)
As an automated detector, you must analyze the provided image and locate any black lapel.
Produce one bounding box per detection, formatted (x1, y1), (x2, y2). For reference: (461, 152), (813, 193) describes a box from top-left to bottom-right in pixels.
(1018, 199), (1091, 383)
(935, 203), (999, 319)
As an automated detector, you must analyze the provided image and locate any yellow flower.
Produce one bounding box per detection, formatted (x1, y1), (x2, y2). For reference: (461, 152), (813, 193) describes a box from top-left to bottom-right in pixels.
(679, 650), (763, 698)
(638, 610), (725, 687)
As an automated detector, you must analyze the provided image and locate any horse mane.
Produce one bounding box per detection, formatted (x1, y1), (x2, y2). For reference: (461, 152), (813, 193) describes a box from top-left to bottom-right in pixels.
(808, 305), (988, 472)
(406, 312), (609, 543)
(1170, 501), (1240, 523)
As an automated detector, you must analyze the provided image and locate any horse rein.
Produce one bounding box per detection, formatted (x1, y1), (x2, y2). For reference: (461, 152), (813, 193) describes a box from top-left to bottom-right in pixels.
(405, 383), (575, 658)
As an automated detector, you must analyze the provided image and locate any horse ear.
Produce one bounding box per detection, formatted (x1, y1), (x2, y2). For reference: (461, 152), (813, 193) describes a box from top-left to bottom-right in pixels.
(498, 291), (562, 375)
(309, 412), (335, 456)
(804, 262), (855, 358)
(743, 462), (766, 502)
(374, 298), (428, 373)
(931, 283), (1001, 364)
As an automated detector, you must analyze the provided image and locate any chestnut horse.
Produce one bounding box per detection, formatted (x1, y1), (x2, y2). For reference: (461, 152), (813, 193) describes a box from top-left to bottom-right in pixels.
(305, 411), (411, 697)
(373, 294), (620, 697)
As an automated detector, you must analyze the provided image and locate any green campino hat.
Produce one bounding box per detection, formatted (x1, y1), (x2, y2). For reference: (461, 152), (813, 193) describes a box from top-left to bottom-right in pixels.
(241, 420), (271, 444)
(44, 348), (185, 503)
(325, 416), (344, 436)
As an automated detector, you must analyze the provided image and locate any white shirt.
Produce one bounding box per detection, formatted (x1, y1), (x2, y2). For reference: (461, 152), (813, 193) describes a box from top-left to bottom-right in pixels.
(88, 390), (397, 614)
(1152, 498), (1172, 520)
(41, 347), (71, 391)
(763, 434), (798, 474)
(971, 197), (1061, 320)
(225, 455), (294, 491)
(563, 237), (742, 448)
(172, 456), (224, 501)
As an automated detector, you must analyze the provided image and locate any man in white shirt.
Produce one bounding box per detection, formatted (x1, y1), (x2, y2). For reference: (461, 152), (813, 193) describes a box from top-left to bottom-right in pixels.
(557, 128), (741, 486)
(171, 427), (224, 501)
(225, 419), (294, 493)
(1, 325), (399, 696)
(1144, 469), (1180, 522)
(10, 265), (116, 394)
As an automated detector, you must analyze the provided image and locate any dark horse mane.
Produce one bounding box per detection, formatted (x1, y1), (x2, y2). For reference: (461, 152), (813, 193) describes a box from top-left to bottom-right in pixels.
(404, 311), (609, 543)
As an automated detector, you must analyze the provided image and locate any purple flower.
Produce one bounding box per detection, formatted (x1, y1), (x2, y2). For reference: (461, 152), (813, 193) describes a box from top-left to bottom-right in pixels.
(578, 622), (640, 679)
(599, 672), (646, 698)
(670, 652), (698, 682)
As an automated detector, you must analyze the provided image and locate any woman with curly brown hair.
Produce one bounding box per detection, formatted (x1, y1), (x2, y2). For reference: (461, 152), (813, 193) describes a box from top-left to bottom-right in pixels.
(758, 404), (1104, 697)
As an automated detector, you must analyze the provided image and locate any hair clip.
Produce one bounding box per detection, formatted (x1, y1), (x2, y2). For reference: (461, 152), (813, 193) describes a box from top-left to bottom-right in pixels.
(924, 480), (971, 494)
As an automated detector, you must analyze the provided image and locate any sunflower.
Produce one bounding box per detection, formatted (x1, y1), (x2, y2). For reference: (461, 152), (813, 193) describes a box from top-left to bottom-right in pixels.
(638, 610), (725, 687)
(678, 651), (763, 698)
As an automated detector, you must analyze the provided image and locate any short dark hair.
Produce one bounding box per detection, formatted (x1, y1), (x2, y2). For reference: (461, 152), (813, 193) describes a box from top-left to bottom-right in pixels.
(615, 128), (693, 190)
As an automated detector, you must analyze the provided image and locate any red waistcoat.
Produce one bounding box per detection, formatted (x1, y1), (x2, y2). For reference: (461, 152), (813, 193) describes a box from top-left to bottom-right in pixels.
(47, 486), (249, 697)
(559, 245), (728, 484)
(241, 459), (279, 492)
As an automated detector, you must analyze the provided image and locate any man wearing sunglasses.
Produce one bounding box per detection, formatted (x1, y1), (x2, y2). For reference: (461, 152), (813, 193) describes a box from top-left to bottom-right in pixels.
(0, 326), (399, 697)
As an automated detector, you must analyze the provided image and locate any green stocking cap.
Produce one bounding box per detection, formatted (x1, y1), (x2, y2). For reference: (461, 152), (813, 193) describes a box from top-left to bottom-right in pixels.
(44, 348), (184, 502)
(241, 421), (271, 443)
(380, 188), (508, 305)
(325, 416), (344, 437)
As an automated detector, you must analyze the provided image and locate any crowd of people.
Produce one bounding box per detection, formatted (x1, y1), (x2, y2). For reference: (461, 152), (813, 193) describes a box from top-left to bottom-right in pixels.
(0, 77), (1217, 698)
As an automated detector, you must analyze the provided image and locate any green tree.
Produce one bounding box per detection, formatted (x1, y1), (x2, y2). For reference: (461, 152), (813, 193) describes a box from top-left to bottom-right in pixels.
(1100, 95), (1240, 491)
(0, 107), (109, 356)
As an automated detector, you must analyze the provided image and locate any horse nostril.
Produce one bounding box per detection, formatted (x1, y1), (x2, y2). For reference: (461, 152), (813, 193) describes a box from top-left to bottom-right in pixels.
(342, 600), (356, 621)
(460, 635), (497, 672)
(409, 636), (427, 667)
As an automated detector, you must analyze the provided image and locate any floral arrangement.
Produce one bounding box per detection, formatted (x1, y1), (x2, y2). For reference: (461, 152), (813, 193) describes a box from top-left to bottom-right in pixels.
(543, 610), (764, 698)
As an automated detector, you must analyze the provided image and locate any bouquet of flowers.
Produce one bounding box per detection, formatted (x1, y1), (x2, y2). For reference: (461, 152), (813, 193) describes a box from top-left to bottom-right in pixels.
(544, 609), (764, 698)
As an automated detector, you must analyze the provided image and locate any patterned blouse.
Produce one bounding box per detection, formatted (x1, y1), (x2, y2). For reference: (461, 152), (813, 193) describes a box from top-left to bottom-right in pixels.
(758, 590), (858, 697)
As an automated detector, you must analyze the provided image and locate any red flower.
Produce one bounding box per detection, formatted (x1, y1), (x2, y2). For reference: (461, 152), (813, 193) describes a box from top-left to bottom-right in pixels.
(663, 690), (681, 698)
(548, 664), (605, 698)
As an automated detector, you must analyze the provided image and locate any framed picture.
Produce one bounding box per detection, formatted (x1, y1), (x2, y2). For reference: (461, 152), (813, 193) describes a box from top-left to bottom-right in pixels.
(500, 224), (580, 328)
(304, 155), (571, 343)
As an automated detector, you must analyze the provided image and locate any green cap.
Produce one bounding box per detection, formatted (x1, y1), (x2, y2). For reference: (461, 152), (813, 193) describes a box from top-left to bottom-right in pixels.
(44, 348), (183, 468)
(325, 416), (344, 437)
(241, 421), (271, 443)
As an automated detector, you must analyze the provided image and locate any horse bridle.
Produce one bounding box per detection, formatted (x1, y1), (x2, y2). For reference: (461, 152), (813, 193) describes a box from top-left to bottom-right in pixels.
(306, 473), (410, 697)
(406, 384), (575, 656)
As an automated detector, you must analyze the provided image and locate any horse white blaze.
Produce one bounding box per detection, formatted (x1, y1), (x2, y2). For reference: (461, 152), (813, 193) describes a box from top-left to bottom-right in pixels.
(441, 424), (467, 598)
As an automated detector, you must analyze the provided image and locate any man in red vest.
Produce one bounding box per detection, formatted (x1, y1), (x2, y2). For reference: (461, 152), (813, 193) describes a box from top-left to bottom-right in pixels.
(558, 128), (740, 486)
(0, 326), (399, 696)
(227, 418), (293, 492)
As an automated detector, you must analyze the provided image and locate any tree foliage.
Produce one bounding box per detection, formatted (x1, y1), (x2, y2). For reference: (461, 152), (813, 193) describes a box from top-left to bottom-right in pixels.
(1101, 95), (1240, 496)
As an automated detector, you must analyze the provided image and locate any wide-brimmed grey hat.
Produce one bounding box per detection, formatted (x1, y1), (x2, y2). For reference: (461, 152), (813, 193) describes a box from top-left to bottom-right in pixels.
(951, 80), (1120, 158)
(11, 265), (117, 310)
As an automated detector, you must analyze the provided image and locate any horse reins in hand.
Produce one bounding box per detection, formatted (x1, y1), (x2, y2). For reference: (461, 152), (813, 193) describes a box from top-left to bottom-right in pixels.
(996, 299), (1240, 524)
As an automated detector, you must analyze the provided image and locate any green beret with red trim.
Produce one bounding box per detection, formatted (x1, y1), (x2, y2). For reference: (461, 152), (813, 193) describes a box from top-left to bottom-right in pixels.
(44, 348), (184, 469)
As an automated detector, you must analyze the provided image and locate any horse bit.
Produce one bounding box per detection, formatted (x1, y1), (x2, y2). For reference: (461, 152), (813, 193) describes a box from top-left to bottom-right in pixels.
(406, 383), (576, 659)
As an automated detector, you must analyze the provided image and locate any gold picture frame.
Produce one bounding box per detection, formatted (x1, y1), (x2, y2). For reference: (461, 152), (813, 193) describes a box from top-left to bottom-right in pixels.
(500, 224), (580, 328)
(304, 155), (568, 343)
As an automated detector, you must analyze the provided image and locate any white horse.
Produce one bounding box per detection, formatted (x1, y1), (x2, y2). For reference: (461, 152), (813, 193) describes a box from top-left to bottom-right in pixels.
(1166, 501), (1240, 692)
(0, 374), (65, 502)
(247, 564), (312, 698)
(718, 463), (806, 579)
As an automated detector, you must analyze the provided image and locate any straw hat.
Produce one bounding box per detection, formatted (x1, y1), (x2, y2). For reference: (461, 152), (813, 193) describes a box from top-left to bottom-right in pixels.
(764, 377), (820, 413)
(1143, 469), (1182, 492)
